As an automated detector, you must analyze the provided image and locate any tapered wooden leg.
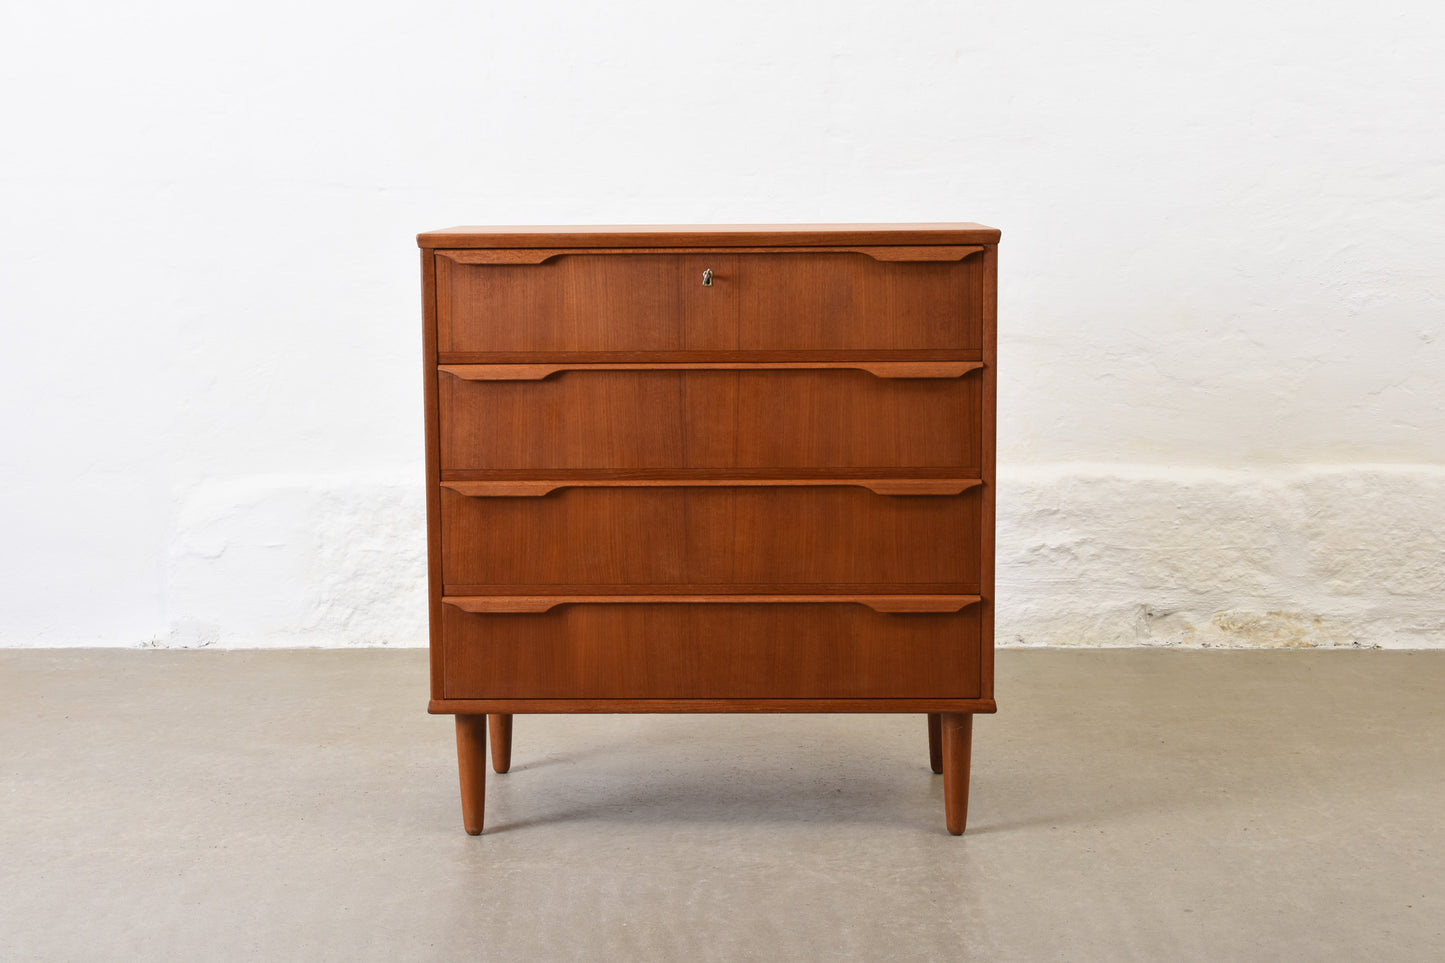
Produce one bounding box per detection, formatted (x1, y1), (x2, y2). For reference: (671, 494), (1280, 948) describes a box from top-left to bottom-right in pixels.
(455, 714), (487, 835)
(940, 713), (974, 835)
(927, 713), (943, 774)
(488, 713), (513, 774)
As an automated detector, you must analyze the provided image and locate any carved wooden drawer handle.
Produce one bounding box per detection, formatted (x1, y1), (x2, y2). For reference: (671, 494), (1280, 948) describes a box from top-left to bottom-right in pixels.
(443, 595), (983, 615)
(440, 361), (982, 381)
(437, 245), (984, 265)
(441, 478), (982, 498)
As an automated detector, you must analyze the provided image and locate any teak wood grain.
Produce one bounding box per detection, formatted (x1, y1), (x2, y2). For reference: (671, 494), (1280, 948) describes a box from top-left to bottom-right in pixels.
(440, 604), (983, 700)
(439, 484), (982, 587)
(421, 251), (445, 701)
(436, 251), (983, 354)
(928, 713), (944, 774)
(438, 360), (982, 381)
(488, 714), (513, 774)
(979, 245), (999, 705)
(419, 223), (999, 835)
(437, 368), (981, 472)
(455, 715), (486, 835)
(440, 245), (984, 264)
(442, 594), (982, 615)
(437, 349), (982, 365)
(440, 476), (982, 497)
(941, 713), (974, 835)
(431, 697), (999, 714)
(417, 223), (1001, 249)
(438, 467), (978, 483)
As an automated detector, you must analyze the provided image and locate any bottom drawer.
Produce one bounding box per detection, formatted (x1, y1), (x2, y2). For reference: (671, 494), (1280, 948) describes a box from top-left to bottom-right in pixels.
(441, 601), (981, 699)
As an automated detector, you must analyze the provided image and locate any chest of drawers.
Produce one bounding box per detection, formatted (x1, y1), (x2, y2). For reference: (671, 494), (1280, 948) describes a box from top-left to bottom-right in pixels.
(418, 223), (999, 834)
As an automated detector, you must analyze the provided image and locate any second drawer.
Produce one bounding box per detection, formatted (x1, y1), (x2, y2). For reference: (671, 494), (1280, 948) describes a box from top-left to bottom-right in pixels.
(438, 367), (982, 471)
(440, 483), (982, 590)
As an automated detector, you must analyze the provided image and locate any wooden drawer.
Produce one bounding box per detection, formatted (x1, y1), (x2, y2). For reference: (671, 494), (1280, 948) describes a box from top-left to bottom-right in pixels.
(439, 483), (982, 589)
(440, 601), (983, 699)
(435, 250), (984, 355)
(437, 367), (981, 471)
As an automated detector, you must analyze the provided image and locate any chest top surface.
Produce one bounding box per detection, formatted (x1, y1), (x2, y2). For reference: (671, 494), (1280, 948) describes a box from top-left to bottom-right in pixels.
(418, 223), (1001, 249)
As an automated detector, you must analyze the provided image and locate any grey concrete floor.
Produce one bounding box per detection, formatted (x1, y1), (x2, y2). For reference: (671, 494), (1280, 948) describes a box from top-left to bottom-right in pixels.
(1, 649), (1442, 962)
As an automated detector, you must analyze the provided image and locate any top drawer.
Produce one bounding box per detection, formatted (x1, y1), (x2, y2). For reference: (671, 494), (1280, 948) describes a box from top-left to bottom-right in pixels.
(434, 248), (984, 356)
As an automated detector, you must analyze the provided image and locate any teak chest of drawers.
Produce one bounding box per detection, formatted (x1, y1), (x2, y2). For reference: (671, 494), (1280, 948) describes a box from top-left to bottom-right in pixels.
(418, 223), (999, 834)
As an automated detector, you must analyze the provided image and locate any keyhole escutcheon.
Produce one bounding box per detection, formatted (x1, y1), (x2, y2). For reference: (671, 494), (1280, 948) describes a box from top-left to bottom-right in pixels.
(701, 268), (713, 287)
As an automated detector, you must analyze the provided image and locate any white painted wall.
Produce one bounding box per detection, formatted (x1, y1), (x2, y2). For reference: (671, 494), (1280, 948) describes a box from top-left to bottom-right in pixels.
(2, 1), (1442, 647)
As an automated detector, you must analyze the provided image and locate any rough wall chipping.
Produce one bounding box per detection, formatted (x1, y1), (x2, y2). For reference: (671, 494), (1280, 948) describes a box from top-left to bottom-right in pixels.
(1001, 466), (1445, 648)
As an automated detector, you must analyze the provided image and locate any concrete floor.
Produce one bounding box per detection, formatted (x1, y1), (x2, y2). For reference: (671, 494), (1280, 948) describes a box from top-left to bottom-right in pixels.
(1, 650), (1441, 962)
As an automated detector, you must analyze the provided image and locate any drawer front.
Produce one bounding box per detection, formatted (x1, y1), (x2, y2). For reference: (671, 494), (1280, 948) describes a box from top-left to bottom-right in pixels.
(440, 484), (981, 589)
(438, 368), (980, 471)
(436, 251), (983, 354)
(441, 603), (982, 699)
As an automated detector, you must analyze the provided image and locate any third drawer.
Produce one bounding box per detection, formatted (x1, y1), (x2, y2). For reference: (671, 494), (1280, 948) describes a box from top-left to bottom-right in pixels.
(440, 483), (982, 590)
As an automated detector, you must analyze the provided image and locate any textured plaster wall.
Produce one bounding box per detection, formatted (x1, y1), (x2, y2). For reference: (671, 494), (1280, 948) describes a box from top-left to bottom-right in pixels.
(1002, 466), (1445, 648)
(1, 1), (1442, 647)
